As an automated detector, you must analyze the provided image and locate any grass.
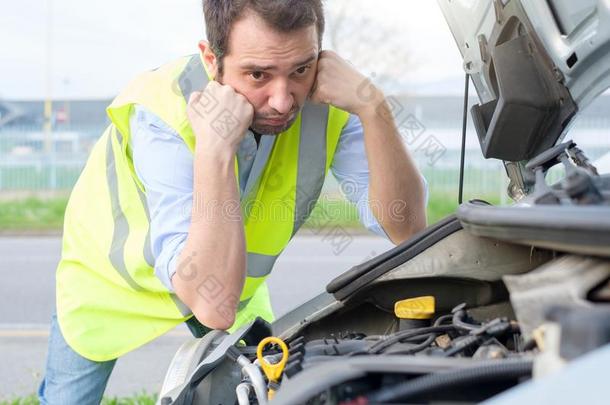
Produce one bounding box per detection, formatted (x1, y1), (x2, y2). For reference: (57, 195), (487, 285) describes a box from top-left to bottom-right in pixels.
(0, 395), (39, 405)
(0, 197), (68, 231)
(0, 192), (502, 233)
(0, 392), (157, 405)
(100, 392), (157, 405)
(426, 192), (501, 224)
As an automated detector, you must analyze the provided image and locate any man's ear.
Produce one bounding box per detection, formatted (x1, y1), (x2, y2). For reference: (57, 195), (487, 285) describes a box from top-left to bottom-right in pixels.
(198, 40), (219, 80)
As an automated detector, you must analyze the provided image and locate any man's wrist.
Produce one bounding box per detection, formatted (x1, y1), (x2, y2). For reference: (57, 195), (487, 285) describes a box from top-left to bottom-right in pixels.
(195, 142), (236, 168)
(353, 88), (387, 120)
(356, 100), (393, 126)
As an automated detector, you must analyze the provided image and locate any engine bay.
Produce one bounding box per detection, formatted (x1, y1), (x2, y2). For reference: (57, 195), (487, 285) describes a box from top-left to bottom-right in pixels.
(243, 301), (531, 405)
(157, 227), (610, 404)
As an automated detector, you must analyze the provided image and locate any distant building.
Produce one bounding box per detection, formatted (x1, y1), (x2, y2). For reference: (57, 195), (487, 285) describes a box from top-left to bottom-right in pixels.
(0, 99), (111, 130)
(1, 94), (609, 132)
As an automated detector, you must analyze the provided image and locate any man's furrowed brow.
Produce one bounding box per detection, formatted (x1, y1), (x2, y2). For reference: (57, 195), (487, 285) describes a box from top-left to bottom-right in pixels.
(291, 54), (317, 69)
(240, 54), (318, 72)
(240, 63), (276, 71)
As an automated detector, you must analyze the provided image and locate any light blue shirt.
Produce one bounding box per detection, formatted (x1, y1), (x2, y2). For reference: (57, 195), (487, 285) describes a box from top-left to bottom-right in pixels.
(129, 105), (425, 291)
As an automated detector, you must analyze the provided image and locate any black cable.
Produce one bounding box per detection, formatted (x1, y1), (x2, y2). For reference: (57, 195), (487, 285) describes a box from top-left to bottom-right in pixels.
(368, 325), (456, 354)
(370, 314), (458, 354)
(366, 359), (533, 403)
(348, 315), (457, 357)
(434, 314), (454, 326)
(441, 336), (486, 357)
(379, 314), (456, 355)
(400, 334), (435, 344)
(458, 73), (470, 205)
(452, 309), (481, 332)
(381, 333), (438, 355)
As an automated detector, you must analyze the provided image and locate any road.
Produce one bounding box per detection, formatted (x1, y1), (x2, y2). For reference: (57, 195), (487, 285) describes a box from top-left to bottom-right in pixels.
(0, 234), (393, 400)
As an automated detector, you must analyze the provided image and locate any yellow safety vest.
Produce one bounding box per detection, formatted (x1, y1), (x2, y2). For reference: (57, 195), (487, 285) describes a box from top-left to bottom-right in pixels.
(55, 53), (350, 361)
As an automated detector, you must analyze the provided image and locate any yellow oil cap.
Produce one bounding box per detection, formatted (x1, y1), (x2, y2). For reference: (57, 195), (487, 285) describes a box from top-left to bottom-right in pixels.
(394, 296), (435, 320)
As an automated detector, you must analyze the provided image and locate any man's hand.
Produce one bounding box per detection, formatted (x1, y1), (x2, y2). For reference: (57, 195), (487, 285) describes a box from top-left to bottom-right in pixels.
(187, 81), (254, 154)
(310, 50), (383, 116)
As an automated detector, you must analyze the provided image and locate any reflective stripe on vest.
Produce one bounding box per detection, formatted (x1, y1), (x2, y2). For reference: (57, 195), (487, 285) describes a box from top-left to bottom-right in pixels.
(106, 128), (143, 292)
(106, 125), (193, 316)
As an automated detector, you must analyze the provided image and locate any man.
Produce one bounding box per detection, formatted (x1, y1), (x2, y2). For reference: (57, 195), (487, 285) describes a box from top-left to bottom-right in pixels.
(38, 0), (427, 403)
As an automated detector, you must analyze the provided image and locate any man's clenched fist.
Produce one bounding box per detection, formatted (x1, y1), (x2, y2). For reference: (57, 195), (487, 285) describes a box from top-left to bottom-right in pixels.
(187, 81), (254, 154)
(310, 50), (383, 117)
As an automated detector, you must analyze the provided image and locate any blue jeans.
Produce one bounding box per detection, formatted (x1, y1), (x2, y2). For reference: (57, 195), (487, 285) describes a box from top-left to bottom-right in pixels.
(38, 313), (117, 405)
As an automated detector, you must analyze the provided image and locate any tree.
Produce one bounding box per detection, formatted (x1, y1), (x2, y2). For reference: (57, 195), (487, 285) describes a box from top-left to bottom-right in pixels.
(326, 0), (414, 91)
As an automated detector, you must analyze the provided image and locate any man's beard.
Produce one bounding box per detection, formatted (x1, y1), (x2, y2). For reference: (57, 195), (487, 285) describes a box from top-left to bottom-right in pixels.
(251, 107), (300, 135)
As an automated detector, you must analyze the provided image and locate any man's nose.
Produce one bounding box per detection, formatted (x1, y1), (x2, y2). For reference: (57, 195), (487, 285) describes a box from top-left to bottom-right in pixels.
(268, 81), (294, 115)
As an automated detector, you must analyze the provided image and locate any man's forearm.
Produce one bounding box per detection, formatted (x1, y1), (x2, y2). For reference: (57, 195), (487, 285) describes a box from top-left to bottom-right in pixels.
(357, 97), (427, 244)
(307, 50), (426, 243)
(172, 145), (246, 330)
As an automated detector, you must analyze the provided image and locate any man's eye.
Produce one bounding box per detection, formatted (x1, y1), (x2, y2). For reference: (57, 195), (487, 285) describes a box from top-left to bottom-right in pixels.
(295, 65), (311, 75)
(250, 71), (265, 81)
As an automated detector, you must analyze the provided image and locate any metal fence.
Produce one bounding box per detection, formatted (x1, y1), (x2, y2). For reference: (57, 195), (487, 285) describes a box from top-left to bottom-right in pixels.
(0, 125), (100, 191)
(4, 123), (608, 204)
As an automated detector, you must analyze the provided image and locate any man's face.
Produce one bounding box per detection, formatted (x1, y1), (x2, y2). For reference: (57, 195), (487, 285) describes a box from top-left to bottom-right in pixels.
(203, 12), (319, 135)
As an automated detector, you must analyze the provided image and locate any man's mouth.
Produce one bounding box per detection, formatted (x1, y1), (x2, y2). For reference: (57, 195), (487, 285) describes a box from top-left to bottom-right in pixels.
(256, 111), (296, 126)
(259, 116), (289, 125)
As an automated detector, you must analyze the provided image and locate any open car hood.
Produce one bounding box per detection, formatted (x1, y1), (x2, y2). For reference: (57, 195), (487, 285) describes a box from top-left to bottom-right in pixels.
(437, 0), (610, 198)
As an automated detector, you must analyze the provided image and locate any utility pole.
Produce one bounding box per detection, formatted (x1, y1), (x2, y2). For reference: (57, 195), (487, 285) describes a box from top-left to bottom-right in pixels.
(44, 0), (56, 189)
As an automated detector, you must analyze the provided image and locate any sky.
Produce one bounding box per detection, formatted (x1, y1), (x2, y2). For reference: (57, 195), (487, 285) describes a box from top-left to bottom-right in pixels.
(0, 0), (465, 100)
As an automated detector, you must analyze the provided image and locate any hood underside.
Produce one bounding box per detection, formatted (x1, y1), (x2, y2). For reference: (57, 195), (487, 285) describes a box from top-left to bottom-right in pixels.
(437, 0), (610, 196)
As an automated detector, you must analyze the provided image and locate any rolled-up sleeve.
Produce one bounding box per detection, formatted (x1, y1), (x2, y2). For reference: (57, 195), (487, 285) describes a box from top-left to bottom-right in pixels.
(330, 114), (429, 241)
(129, 105), (194, 291)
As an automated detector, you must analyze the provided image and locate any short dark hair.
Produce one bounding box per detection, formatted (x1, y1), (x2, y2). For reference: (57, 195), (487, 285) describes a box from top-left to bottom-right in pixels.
(203, 0), (324, 70)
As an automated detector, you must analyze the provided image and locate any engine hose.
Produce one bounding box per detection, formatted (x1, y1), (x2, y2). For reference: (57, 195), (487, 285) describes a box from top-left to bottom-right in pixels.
(452, 309), (480, 332)
(236, 382), (253, 405)
(231, 351), (268, 405)
(368, 325), (456, 354)
(365, 359), (533, 403)
(381, 333), (438, 355)
(241, 362), (268, 405)
(434, 314), (454, 326)
(442, 335), (485, 357)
